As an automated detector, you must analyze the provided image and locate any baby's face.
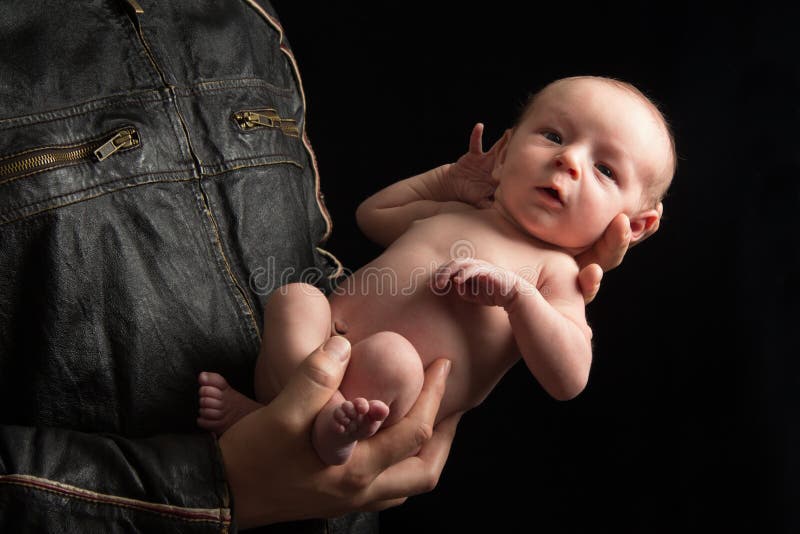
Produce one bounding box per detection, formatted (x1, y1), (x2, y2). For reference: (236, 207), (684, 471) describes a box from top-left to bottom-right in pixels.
(493, 78), (671, 251)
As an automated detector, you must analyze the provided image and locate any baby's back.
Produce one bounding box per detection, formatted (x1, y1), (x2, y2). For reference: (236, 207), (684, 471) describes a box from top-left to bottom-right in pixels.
(329, 207), (573, 421)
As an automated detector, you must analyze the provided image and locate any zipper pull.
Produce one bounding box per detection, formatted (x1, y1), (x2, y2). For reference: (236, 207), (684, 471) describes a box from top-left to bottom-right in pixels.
(233, 110), (300, 137)
(124, 0), (145, 15)
(235, 111), (278, 129)
(94, 128), (140, 161)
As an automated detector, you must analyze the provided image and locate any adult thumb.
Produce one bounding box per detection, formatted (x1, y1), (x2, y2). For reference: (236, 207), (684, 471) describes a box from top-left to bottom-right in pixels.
(270, 335), (351, 424)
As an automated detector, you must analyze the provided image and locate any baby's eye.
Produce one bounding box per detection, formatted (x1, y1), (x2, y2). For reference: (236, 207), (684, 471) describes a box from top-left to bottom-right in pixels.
(596, 163), (614, 179)
(542, 131), (562, 144)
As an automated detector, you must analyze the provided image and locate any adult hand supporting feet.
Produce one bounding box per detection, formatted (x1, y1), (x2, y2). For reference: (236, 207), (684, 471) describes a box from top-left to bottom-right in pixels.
(219, 335), (457, 528)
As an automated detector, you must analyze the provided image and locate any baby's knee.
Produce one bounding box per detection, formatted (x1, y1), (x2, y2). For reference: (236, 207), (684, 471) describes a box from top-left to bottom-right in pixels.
(268, 282), (326, 305)
(264, 282), (329, 318)
(356, 331), (424, 389)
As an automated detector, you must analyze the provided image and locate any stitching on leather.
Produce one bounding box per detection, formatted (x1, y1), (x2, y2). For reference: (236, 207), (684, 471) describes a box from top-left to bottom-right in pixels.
(0, 80), (295, 129)
(0, 171), (194, 226)
(201, 157), (303, 176)
(195, 180), (263, 348)
(0, 474), (231, 525)
(242, 0), (336, 247)
(0, 92), (165, 130)
(176, 78), (295, 97)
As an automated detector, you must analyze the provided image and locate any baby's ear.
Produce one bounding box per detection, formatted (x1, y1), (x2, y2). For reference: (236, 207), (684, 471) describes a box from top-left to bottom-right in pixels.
(490, 129), (513, 180)
(629, 208), (661, 244)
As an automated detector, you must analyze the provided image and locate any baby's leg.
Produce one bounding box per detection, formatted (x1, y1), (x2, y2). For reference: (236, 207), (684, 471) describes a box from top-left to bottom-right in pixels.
(254, 282), (333, 403)
(197, 282), (331, 435)
(312, 331), (424, 465)
(197, 371), (263, 435)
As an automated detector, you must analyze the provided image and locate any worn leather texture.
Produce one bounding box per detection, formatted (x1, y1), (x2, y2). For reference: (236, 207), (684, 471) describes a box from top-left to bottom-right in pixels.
(0, 1), (368, 532)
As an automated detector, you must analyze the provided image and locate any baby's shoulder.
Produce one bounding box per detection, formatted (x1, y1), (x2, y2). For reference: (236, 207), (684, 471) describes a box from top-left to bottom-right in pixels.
(537, 248), (580, 281)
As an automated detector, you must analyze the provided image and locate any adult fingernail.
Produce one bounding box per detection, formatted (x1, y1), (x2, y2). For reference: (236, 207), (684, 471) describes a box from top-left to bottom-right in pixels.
(324, 336), (350, 361)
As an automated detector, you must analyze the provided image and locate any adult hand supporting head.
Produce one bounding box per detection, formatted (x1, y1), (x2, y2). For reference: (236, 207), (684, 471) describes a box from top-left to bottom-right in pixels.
(219, 335), (456, 528)
(575, 204), (664, 303)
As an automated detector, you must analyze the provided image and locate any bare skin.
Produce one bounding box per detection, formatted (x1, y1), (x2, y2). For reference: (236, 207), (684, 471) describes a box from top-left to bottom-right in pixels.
(201, 78), (671, 466)
(217, 338), (459, 528)
(204, 165), (656, 531)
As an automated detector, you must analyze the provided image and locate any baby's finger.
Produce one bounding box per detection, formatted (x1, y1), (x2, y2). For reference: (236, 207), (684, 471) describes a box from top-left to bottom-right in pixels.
(431, 262), (455, 290)
(432, 259), (471, 289)
(452, 261), (491, 284)
(469, 123), (484, 154)
(485, 128), (511, 157)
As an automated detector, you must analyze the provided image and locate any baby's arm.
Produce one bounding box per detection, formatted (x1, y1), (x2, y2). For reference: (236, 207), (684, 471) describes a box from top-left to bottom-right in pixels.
(432, 256), (592, 401)
(355, 167), (473, 247)
(357, 124), (500, 247)
(507, 256), (592, 400)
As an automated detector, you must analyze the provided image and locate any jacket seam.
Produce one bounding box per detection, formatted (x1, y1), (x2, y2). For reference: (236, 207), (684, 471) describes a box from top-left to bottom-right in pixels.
(316, 246), (344, 279)
(194, 177), (263, 348)
(0, 91), (166, 130)
(0, 474), (231, 526)
(242, 0), (334, 246)
(0, 172), (195, 227)
(174, 79), (295, 97)
(128, 11), (264, 346)
(201, 157), (302, 176)
(0, 167), (191, 214)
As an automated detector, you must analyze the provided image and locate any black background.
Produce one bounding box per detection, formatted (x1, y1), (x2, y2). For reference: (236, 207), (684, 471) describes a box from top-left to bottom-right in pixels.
(273, 2), (799, 532)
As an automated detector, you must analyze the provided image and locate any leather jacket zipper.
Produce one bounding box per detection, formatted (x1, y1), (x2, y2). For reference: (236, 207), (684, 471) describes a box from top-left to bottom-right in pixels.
(233, 109), (300, 137)
(0, 127), (140, 184)
(124, 0), (144, 15)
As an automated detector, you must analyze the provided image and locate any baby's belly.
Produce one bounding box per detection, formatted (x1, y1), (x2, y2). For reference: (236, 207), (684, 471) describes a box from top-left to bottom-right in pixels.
(328, 286), (518, 422)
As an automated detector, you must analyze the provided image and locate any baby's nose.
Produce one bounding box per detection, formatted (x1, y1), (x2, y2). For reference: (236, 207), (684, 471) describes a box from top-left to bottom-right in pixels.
(555, 159), (578, 178)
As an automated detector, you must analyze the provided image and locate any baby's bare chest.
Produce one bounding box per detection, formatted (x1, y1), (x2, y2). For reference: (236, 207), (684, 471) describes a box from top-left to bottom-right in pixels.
(329, 214), (558, 408)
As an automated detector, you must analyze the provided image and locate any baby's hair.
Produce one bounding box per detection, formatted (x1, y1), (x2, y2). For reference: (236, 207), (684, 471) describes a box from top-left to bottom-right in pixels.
(516, 76), (676, 209)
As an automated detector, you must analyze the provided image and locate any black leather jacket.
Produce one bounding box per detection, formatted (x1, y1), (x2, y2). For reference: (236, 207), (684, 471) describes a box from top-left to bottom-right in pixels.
(0, 1), (374, 532)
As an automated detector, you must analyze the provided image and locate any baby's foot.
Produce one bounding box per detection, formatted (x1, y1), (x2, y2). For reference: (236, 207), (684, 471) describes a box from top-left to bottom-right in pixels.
(313, 398), (390, 465)
(197, 372), (263, 436)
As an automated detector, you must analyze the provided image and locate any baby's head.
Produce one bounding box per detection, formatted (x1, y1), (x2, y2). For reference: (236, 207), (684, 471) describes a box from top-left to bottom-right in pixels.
(492, 76), (676, 252)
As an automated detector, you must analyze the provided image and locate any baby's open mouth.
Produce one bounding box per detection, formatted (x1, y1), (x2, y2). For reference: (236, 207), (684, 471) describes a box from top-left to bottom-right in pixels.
(538, 187), (563, 204)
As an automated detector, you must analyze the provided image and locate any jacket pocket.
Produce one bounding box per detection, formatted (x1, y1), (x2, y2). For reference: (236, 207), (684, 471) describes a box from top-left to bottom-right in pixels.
(232, 108), (299, 138)
(0, 127), (141, 187)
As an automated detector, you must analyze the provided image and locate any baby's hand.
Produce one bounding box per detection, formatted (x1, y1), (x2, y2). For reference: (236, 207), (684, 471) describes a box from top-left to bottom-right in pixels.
(430, 258), (532, 309)
(440, 123), (504, 208)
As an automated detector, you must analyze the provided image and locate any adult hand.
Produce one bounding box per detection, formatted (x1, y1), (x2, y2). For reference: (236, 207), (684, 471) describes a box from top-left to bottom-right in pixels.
(219, 336), (456, 528)
(575, 203), (664, 303)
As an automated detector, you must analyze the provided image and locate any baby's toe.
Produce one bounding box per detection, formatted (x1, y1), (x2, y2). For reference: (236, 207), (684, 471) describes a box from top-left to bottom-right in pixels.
(367, 400), (390, 422)
(352, 397), (370, 415)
